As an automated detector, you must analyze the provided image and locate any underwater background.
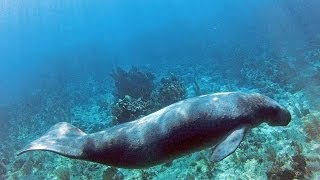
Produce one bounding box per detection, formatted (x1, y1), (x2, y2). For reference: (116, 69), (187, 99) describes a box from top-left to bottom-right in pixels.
(0, 0), (320, 179)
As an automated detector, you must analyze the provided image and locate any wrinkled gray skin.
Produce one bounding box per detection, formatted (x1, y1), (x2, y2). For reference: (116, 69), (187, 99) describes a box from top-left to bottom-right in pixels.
(18, 92), (291, 168)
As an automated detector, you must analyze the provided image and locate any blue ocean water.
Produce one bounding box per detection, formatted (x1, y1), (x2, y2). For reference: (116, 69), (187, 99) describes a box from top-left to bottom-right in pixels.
(0, 0), (320, 179)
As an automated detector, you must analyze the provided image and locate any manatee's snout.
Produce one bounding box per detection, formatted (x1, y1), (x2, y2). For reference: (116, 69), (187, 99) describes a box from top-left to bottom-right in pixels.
(264, 101), (291, 126)
(253, 94), (292, 126)
(269, 107), (291, 126)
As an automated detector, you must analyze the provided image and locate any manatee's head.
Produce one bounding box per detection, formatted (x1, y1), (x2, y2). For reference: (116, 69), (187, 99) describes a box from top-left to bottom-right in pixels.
(247, 93), (291, 126)
(258, 95), (291, 126)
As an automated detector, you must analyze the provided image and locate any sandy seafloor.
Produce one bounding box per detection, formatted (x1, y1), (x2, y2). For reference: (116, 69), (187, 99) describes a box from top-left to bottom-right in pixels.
(1, 47), (320, 180)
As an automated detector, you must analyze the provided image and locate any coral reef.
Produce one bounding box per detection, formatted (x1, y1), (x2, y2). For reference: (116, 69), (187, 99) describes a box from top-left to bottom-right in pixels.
(12, 159), (26, 172)
(289, 92), (311, 118)
(266, 142), (311, 180)
(20, 159), (33, 176)
(0, 107), (10, 139)
(267, 169), (295, 180)
(0, 162), (7, 178)
(111, 73), (186, 123)
(157, 74), (186, 106)
(112, 95), (147, 123)
(111, 67), (155, 100)
(103, 167), (123, 180)
(292, 154), (308, 179)
(302, 114), (320, 142)
(55, 166), (70, 180)
(192, 80), (202, 96)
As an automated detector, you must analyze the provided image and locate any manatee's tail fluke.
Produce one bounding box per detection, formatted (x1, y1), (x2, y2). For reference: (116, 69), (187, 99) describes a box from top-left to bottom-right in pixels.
(17, 122), (88, 158)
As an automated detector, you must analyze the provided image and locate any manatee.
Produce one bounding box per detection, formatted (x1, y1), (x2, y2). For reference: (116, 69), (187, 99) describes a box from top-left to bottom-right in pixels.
(17, 92), (291, 168)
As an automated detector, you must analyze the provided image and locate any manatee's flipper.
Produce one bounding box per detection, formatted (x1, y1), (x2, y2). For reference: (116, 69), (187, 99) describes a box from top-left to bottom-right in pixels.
(210, 126), (248, 162)
(17, 122), (88, 158)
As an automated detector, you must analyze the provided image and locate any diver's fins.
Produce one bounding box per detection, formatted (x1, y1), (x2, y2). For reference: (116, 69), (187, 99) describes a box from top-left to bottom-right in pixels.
(210, 126), (248, 162)
(17, 122), (88, 158)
